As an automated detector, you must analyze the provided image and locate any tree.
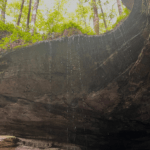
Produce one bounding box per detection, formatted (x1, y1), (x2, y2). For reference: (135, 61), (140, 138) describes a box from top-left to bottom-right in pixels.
(117, 0), (122, 15)
(75, 0), (90, 28)
(6, 0), (30, 31)
(0, 0), (2, 18)
(78, 0), (86, 27)
(97, 0), (117, 33)
(98, 0), (107, 30)
(44, 0), (68, 34)
(27, 0), (32, 30)
(17, 0), (25, 26)
(1, 0), (7, 23)
(30, 0), (39, 34)
(92, 0), (99, 35)
(53, 0), (67, 24)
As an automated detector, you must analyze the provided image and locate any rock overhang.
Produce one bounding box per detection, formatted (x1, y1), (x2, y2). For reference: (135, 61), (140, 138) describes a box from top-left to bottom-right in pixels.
(0, 0), (150, 150)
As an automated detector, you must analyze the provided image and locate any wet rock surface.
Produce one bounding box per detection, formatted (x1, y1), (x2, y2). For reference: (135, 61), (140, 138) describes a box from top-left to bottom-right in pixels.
(0, 0), (150, 150)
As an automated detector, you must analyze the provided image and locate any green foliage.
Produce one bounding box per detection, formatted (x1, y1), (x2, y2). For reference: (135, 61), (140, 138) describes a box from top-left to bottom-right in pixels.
(0, 0), (6, 10)
(13, 44), (29, 50)
(75, 0), (91, 27)
(0, 20), (43, 50)
(97, 1), (130, 34)
(0, 20), (15, 32)
(60, 21), (95, 35)
(44, 10), (65, 33)
(46, 20), (95, 35)
(0, 19), (94, 51)
(112, 7), (130, 29)
(6, 0), (34, 31)
(0, 0), (130, 51)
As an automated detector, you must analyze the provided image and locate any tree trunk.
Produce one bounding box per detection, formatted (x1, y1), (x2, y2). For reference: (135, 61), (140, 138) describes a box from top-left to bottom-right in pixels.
(1, 0), (7, 23)
(17, 0), (25, 26)
(92, 0), (99, 35)
(117, 0), (123, 15)
(30, 0), (39, 34)
(27, 0), (32, 30)
(84, 18), (86, 27)
(98, 0), (107, 30)
(0, 8), (1, 20)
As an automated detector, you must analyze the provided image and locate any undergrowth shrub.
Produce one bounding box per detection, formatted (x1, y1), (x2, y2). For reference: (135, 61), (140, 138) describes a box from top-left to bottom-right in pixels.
(0, 20), (95, 51)
(0, 20), (43, 50)
(47, 21), (95, 35)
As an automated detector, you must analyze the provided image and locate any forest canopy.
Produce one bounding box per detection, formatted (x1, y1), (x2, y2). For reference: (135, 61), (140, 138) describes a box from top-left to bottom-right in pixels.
(0, 0), (130, 51)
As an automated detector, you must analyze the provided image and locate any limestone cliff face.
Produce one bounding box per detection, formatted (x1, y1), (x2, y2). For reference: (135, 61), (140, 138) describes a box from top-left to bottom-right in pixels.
(0, 0), (150, 150)
(122, 0), (134, 10)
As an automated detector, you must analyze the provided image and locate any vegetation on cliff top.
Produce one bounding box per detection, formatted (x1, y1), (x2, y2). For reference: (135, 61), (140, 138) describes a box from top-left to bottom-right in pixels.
(0, 0), (130, 52)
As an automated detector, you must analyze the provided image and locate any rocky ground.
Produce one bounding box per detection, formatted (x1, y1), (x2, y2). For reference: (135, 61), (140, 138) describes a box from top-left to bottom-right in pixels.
(0, 136), (81, 150)
(0, 136), (18, 150)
